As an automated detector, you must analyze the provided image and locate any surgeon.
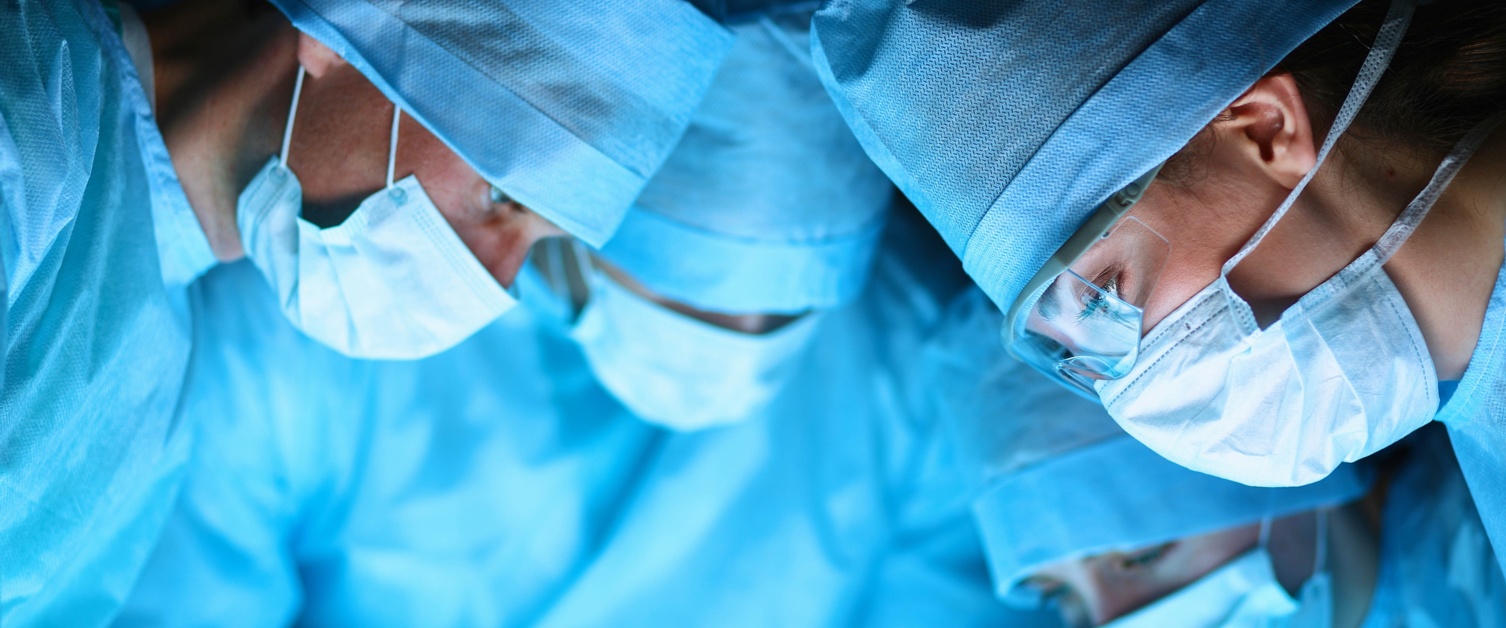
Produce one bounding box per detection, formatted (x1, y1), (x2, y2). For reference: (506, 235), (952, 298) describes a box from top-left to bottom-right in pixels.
(538, 10), (894, 431)
(1, 0), (727, 623)
(811, 0), (1506, 569)
(924, 288), (1506, 627)
(118, 10), (1014, 627)
(169, 0), (733, 360)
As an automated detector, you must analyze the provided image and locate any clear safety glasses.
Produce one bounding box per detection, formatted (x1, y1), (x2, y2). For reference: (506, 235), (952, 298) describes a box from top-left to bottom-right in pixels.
(1003, 166), (1169, 399)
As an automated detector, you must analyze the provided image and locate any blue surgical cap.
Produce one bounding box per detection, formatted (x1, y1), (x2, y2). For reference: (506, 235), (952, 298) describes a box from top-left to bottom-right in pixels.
(976, 435), (1371, 607)
(810, 0), (1357, 311)
(268, 0), (734, 248)
(924, 290), (1371, 606)
(598, 14), (894, 315)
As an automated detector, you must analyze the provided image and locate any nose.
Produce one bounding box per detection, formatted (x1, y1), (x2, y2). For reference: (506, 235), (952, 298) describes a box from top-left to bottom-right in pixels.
(1040, 563), (1109, 628)
(1048, 562), (1149, 627)
(440, 189), (568, 290)
(521, 205), (568, 241)
(1083, 565), (1164, 626)
(493, 206), (566, 289)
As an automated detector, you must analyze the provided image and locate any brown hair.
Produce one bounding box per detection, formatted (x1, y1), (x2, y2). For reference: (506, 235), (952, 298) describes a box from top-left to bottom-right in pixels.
(1164, 0), (1506, 183)
(1282, 0), (1506, 150)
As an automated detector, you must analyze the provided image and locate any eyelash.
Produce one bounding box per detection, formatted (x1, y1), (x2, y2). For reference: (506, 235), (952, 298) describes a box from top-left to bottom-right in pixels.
(1076, 268), (1122, 322)
(1119, 543), (1173, 570)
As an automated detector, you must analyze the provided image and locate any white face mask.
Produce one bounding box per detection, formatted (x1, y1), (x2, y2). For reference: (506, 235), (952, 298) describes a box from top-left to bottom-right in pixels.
(238, 67), (515, 360)
(1097, 0), (1501, 487)
(569, 268), (820, 432)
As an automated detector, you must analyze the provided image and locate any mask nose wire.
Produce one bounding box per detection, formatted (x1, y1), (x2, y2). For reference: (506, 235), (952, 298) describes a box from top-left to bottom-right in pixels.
(279, 66), (306, 168)
(386, 104), (401, 190)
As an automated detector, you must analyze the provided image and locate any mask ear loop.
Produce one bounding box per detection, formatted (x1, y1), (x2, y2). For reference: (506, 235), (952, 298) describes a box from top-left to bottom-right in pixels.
(1258, 516), (1273, 550)
(1221, 0), (1415, 277)
(279, 66), (306, 169)
(1371, 114), (1504, 264)
(386, 104), (401, 190)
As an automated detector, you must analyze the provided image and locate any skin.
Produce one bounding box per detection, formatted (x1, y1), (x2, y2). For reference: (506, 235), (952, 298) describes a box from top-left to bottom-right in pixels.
(1026, 506), (1377, 627)
(1028, 524), (1263, 627)
(1117, 73), (1506, 379)
(147, 2), (563, 288)
(597, 261), (802, 335)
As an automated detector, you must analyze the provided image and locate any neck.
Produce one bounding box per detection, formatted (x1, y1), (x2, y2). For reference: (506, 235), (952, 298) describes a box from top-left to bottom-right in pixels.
(147, 3), (299, 261)
(1381, 128), (1506, 379)
(1327, 502), (1379, 628)
(1305, 128), (1506, 380)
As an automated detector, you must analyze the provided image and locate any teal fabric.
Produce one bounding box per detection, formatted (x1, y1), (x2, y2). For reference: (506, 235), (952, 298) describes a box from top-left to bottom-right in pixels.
(118, 214), (1015, 627)
(1436, 247), (1506, 575)
(0, 0), (214, 624)
(1439, 380), (1461, 408)
(1360, 425), (1506, 628)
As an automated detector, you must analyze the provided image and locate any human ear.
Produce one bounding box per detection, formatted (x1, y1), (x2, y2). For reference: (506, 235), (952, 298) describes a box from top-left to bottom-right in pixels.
(1221, 74), (1316, 189)
(295, 33), (347, 78)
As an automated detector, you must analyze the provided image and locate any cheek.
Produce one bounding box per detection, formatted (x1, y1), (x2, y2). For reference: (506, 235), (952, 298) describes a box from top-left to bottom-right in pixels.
(460, 215), (539, 283)
(286, 77), (391, 222)
(446, 209), (544, 288)
(1140, 247), (1224, 333)
(289, 64), (397, 182)
(399, 124), (563, 289)
(398, 127), (521, 282)
(399, 118), (477, 197)
(1127, 188), (1253, 333)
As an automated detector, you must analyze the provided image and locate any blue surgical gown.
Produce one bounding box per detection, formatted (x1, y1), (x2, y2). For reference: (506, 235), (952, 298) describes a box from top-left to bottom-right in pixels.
(1361, 424), (1506, 627)
(1, 1), (215, 624)
(1436, 243), (1506, 575)
(116, 213), (1010, 626)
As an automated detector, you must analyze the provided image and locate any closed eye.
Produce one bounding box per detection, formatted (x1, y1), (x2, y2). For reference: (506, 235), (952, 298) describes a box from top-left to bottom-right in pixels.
(1117, 542), (1174, 571)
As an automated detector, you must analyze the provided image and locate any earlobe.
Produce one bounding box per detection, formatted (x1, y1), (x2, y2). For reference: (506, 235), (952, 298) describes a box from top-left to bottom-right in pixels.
(296, 33), (347, 78)
(1223, 74), (1317, 189)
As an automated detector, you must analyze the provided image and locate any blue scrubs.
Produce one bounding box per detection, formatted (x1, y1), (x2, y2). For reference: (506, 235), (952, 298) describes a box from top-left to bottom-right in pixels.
(1435, 248), (1506, 576)
(117, 215), (1010, 627)
(1362, 425), (1506, 627)
(0, 1), (215, 624)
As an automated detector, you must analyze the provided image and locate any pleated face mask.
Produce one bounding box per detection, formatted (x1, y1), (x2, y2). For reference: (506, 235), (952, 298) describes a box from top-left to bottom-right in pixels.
(569, 267), (820, 432)
(534, 237), (820, 432)
(238, 67), (516, 359)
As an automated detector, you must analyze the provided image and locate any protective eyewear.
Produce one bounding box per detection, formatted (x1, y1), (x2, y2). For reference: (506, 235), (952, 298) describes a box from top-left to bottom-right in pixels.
(1003, 166), (1169, 399)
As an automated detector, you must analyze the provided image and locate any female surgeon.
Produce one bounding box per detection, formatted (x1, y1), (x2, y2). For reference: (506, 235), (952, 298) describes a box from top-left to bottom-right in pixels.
(810, 0), (1506, 571)
(0, 0), (727, 623)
